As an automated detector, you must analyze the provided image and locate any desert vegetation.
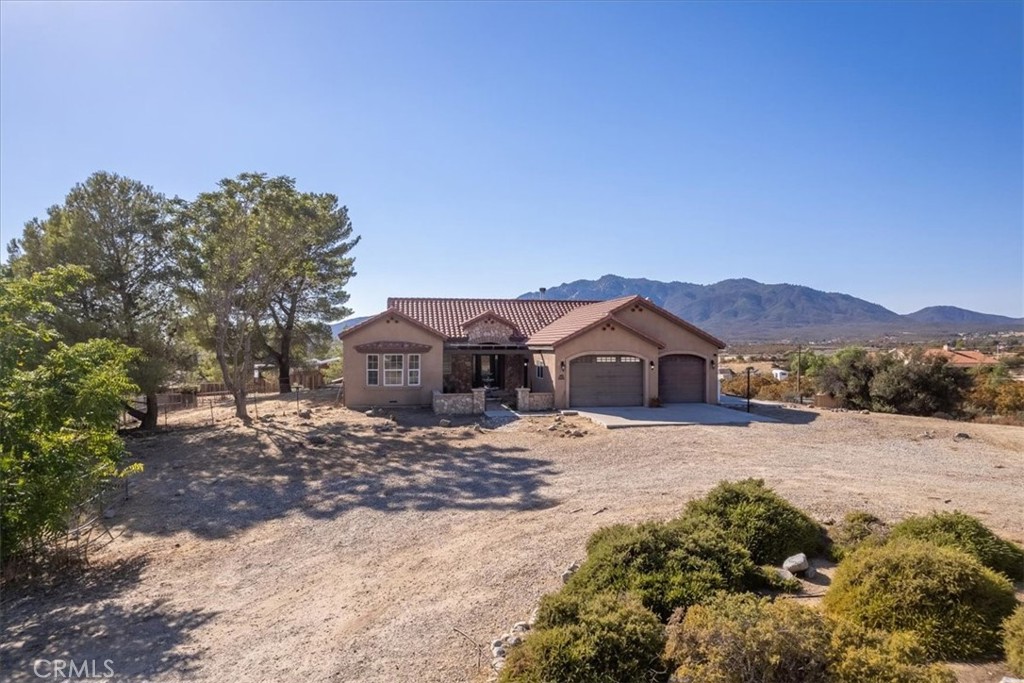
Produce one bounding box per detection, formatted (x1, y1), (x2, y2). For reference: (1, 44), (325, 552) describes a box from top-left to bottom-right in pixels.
(499, 480), (1024, 683)
(723, 346), (1024, 423)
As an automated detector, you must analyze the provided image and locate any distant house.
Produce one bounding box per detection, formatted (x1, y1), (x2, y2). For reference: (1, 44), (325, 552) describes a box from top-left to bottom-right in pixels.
(923, 346), (999, 369)
(339, 295), (726, 412)
(771, 368), (790, 381)
(718, 367), (736, 381)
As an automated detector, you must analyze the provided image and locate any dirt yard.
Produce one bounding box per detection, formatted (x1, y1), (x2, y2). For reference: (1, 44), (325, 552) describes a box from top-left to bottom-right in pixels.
(2, 390), (1022, 682)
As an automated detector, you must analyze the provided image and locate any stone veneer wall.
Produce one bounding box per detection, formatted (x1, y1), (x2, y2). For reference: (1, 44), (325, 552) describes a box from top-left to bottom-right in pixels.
(515, 388), (554, 412)
(432, 388), (486, 415)
(446, 353), (473, 393)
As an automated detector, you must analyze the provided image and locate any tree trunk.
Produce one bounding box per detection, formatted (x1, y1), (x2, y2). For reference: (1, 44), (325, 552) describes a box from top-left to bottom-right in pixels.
(215, 337), (249, 423)
(278, 331), (292, 394)
(123, 392), (159, 430)
(141, 392), (158, 430)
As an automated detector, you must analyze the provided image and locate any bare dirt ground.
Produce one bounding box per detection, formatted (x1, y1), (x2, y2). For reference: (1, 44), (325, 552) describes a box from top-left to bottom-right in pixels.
(2, 390), (1022, 683)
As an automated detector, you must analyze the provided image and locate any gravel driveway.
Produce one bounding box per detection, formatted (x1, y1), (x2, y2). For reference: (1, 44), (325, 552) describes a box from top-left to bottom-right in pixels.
(2, 394), (1022, 682)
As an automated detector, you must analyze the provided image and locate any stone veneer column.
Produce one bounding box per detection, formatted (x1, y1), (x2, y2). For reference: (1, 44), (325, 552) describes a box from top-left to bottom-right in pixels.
(471, 387), (486, 414)
(516, 387), (531, 412)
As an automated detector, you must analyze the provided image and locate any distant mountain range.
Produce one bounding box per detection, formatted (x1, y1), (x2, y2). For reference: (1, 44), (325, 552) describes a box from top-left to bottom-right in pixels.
(331, 275), (1021, 343)
(518, 275), (1023, 342)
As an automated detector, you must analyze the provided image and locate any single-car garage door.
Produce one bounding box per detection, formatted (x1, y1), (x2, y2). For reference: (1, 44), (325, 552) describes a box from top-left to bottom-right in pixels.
(570, 355), (644, 407)
(659, 354), (706, 403)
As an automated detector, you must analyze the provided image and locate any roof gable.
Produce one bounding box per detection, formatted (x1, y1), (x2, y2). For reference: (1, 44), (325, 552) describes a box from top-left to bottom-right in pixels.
(338, 307), (445, 340)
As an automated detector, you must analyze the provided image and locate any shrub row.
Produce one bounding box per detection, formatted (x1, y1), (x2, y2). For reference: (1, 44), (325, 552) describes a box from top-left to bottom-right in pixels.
(499, 481), (1024, 683)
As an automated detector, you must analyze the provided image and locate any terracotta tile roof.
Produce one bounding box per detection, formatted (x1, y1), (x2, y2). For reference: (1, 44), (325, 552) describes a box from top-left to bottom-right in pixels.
(924, 348), (999, 366)
(527, 296), (637, 346)
(386, 298), (599, 340)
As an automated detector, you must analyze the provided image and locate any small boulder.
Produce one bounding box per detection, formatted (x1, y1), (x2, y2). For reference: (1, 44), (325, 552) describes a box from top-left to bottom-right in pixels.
(491, 645), (506, 658)
(297, 409), (312, 419)
(438, 419), (451, 428)
(783, 553), (809, 573)
(860, 409), (870, 415)
(511, 621), (530, 633)
(307, 433), (326, 445)
(560, 569), (574, 583)
(775, 568), (795, 582)
(954, 432), (970, 440)
(364, 409), (375, 417)
(507, 634), (523, 647)
(490, 638), (503, 649)
(547, 424), (558, 432)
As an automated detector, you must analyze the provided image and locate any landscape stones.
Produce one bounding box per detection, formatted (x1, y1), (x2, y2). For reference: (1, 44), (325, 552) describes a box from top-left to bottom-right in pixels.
(954, 432), (970, 440)
(783, 553), (809, 573)
(511, 621), (530, 633)
(298, 409), (312, 419)
(775, 568), (795, 582)
(438, 419), (451, 428)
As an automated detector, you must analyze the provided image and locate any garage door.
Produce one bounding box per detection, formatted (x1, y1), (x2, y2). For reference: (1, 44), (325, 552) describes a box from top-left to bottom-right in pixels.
(569, 355), (644, 407)
(659, 354), (706, 403)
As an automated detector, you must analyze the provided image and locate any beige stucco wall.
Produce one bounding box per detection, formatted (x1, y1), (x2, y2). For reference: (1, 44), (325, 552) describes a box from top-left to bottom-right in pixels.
(341, 317), (443, 408)
(551, 325), (661, 409)
(615, 305), (722, 404)
(530, 351), (556, 393)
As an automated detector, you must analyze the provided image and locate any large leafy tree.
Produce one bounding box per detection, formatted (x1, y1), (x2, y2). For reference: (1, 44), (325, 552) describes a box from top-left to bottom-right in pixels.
(6, 172), (183, 429)
(256, 189), (358, 393)
(1, 266), (140, 565)
(176, 173), (358, 418)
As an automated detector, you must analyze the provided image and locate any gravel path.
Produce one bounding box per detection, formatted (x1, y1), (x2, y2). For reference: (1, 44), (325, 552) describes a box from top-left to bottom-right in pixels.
(2, 395), (1022, 682)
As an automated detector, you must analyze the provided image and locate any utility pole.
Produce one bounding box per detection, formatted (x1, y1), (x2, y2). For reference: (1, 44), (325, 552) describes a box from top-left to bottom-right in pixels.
(746, 367), (752, 413)
(796, 344), (802, 405)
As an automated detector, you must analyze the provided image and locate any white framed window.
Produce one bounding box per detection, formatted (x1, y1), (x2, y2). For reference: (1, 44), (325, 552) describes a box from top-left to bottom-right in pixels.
(384, 354), (404, 386)
(596, 356), (618, 363)
(408, 354), (421, 386)
(366, 354), (379, 386)
(536, 365), (545, 379)
(620, 356), (641, 363)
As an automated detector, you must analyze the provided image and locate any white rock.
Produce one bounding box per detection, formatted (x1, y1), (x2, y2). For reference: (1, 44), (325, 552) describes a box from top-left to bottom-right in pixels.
(775, 568), (795, 582)
(512, 621), (530, 633)
(508, 634), (523, 646)
(438, 419), (451, 427)
(491, 646), (506, 658)
(783, 553), (809, 573)
(561, 570), (573, 584)
(528, 607), (540, 625)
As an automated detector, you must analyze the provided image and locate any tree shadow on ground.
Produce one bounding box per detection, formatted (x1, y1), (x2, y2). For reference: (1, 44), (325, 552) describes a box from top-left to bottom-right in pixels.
(0, 556), (216, 682)
(117, 422), (560, 540)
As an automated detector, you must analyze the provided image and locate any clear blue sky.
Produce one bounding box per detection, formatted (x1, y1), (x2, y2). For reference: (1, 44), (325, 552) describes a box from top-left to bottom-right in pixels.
(2, 1), (1021, 318)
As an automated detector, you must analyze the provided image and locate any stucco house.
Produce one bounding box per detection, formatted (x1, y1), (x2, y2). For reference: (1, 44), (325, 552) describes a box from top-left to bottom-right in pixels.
(339, 295), (726, 413)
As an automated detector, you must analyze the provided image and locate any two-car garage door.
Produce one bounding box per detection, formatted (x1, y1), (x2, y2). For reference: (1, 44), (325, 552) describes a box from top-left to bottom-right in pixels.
(569, 355), (644, 407)
(569, 353), (707, 407)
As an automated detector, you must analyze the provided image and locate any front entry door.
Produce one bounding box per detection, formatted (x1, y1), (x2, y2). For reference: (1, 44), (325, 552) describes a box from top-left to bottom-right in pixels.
(473, 354), (505, 389)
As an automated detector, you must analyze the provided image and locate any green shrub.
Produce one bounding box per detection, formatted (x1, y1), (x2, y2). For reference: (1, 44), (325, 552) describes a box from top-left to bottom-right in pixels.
(823, 539), (1017, 660)
(830, 510), (888, 559)
(499, 592), (665, 683)
(564, 520), (774, 620)
(681, 479), (825, 565)
(664, 592), (831, 683)
(888, 511), (1024, 581)
(1005, 604), (1024, 676)
(827, 618), (955, 683)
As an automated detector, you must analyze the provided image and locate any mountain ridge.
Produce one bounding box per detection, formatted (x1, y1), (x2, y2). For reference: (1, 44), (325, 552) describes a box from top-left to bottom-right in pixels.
(517, 275), (1022, 341)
